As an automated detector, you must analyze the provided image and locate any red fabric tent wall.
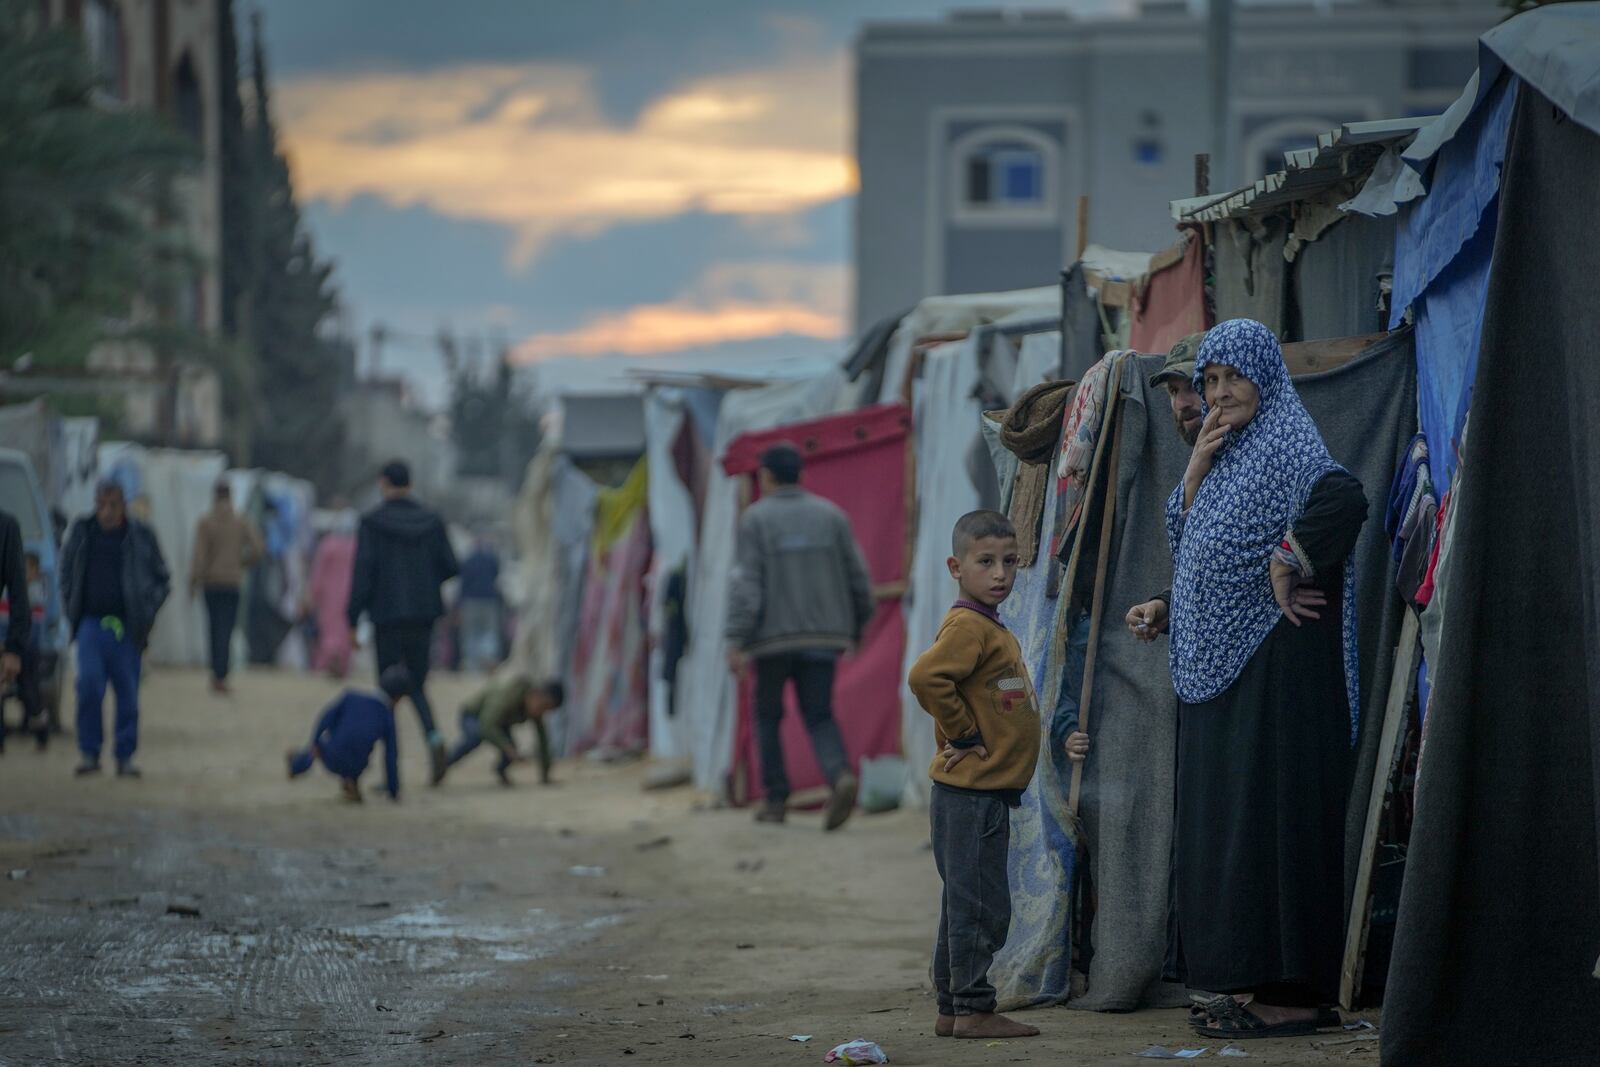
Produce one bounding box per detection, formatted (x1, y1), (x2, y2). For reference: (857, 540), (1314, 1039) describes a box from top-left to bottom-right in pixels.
(722, 403), (910, 805)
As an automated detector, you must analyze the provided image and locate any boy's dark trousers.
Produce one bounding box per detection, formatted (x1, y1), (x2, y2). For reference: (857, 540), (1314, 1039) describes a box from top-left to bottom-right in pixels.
(445, 710), (510, 774)
(203, 587), (240, 682)
(752, 650), (847, 803)
(929, 783), (1012, 1016)
(374, 622), (438, 738)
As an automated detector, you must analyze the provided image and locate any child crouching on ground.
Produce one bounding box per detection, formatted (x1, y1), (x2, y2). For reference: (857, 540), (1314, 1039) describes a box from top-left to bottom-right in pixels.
(286, 664), (408, 802)
(909, 510), (1082, 1040)
(432, 674), (564, 788)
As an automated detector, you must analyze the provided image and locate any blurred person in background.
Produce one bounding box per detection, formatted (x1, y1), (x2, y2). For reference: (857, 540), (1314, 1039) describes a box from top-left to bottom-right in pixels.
(61, 481), (170, 779)
(346, 460), (459, 782)
(305, 504), (358, 678)
(456, 533), (503, 673)
(190, 481), (263, 695)
(0, 510), (32, 753)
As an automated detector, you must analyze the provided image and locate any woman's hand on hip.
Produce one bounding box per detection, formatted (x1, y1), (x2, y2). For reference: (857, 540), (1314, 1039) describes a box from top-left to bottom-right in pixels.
(1270, 561), (1326, 626)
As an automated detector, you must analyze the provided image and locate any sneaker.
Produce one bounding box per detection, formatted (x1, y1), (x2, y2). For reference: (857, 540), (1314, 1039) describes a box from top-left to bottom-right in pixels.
(824, 771), (859, 832)
(116, 761), (142, 779)
(428, 738), (448, 786)
(753, 801), (786, 824)
(75, 758), (101, 777)
(495, 765), (514, 788)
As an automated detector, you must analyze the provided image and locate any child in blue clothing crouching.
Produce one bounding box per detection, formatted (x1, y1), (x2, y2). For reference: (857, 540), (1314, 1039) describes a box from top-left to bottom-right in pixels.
(287, 664), (409, 802)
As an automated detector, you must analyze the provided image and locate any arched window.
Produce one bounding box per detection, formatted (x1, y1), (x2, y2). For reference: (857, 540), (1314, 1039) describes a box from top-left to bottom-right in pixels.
(174, 53), (203, 142)
(83, 0), (127, 100)
(949, 125), (1059, 224)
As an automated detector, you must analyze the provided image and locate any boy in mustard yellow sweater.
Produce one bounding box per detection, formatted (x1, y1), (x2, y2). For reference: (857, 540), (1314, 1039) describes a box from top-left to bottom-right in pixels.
(908, 510), (1089, 1040)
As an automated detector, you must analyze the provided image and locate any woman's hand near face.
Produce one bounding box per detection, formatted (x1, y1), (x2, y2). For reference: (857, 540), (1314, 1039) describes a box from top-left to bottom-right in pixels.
(1183, 407), (1228, 509)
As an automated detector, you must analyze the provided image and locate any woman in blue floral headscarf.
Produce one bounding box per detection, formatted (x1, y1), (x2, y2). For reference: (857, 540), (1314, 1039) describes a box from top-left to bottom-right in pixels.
(1164, 319), (1368, 1040)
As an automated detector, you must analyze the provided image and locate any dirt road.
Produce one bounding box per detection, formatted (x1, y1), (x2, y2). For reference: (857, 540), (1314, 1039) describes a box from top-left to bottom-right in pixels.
(0, 667), (1375, 1065)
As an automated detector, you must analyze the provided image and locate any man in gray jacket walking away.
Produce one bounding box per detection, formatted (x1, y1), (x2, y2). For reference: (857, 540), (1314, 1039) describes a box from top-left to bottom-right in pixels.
(726, 444), (874, 830)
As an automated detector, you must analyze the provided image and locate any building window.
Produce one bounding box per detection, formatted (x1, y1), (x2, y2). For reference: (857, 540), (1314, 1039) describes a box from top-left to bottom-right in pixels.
(83, 0), (127, 100)
(174, 53), (203, 142)
(949, 125), (1059, 224)
(967, 145), (1043, 205)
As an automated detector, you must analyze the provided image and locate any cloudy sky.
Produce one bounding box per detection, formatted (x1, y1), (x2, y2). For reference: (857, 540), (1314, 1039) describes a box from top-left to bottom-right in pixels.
(260, 1), (1127, 403)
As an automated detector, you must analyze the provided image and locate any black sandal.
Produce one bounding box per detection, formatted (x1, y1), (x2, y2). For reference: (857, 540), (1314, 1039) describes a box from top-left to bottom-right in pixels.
(1193, 996), (1318, 1040)
(1188, 997), (1339, 1030)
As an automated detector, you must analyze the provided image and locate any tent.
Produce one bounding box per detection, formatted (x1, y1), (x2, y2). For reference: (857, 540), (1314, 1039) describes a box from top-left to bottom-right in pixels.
(641, 386), (722, 766)
(1370, 9), (1600, 1063)
(720, 403), (911, 805)
(676, 370), (852, 794)
(566, 458), (651, 759)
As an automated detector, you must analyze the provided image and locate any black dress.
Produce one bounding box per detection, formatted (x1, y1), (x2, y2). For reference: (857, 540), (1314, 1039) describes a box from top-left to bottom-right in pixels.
(1164, 470), (1367, 1005)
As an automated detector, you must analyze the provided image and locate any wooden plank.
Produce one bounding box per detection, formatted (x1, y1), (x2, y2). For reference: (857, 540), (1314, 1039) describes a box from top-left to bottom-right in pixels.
(1283, 331), (1390, 377)
(1340, 606), (1421, 1010)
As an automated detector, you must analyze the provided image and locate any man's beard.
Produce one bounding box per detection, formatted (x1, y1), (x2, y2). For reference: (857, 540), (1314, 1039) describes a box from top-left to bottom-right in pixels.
(1176, 415), (1201, 447)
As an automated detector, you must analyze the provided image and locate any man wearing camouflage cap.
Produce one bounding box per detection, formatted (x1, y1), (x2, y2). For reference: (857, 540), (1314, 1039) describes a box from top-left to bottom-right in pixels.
(1147, 331), (1206, 447)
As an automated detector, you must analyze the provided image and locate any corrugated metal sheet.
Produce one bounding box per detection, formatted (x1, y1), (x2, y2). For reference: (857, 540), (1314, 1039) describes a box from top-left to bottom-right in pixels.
(1171, 116), (1436, 223)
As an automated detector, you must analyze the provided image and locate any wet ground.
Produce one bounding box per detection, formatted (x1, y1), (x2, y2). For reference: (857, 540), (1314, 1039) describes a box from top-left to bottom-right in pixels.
(0, 667), (1375, 1065)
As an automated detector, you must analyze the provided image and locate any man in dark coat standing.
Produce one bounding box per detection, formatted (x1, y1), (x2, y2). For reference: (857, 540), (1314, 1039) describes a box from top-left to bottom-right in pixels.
(346, 460), (459, 780)
(61, 481), (170, 778)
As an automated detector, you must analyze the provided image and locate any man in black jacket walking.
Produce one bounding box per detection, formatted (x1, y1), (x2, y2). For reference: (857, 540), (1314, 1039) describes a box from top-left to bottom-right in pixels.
(61, 481), (170, 777)
(346, 461), (458, 779)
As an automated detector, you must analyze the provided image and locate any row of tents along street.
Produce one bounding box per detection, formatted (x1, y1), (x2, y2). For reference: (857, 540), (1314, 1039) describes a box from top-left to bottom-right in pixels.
(0, 404), (348, 696)
(499, 8), (1598, 1062)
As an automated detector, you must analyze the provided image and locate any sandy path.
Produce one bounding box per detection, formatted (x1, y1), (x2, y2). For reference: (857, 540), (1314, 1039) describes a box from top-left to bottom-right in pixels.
(0, 666), (1373, 1065)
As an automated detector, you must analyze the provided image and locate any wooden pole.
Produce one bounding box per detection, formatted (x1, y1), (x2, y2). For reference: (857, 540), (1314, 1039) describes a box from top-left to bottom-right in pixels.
(1339, 607), (1422, 1010)
(1075, 195), (1090, 261)
(1067, 390), (1124, 816)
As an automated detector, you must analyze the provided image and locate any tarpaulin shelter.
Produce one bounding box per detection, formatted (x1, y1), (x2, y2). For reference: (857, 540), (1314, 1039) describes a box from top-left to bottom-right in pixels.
(899, 307), (1096, 808)
(1370, 8), (1600, 1063)
(97, 443), (226, 668)
(510, 441), (597, 759)
(566, 458), (651, 759)
(720, 403), (911, 805)
(641, 386), (722, 765)
(676, 370), (851, 794)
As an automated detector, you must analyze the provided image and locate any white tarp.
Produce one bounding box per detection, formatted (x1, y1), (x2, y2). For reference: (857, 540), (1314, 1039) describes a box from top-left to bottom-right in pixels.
(643, 388), (696, 761)
(511, 442), (599, 758)
(900, 336), (985, 807)
(98, 443), (227, 668)
(678, 369), (851, 794)
(877, 287), (1059, 405)
(58, 417), (100, 521)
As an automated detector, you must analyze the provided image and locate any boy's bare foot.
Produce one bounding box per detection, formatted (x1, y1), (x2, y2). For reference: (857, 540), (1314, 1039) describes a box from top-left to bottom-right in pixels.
(935, 1013), (955, 1037)
(753, 801), (785, 824)
(952, 1012), (1040, 1039)
(340, 778), (363, 803)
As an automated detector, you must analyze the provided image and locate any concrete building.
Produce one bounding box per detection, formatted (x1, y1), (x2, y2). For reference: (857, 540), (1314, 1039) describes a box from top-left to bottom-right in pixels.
(853, 1), (1501, 331)
(42, 0), (225, 446)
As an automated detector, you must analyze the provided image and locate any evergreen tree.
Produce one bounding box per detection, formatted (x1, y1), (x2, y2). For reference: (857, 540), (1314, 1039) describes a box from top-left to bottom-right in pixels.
(241, 10), (350, 493)
(0, 0), (196, 372)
